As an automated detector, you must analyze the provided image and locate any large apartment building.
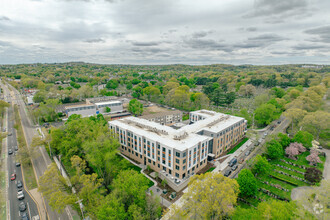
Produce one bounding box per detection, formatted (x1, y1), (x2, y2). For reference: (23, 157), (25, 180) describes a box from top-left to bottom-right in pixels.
(139, 110), (182, 125)
(109, 110), (246, 180)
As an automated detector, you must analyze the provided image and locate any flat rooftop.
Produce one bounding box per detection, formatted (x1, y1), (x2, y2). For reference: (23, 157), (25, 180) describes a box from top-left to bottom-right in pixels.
(109, 117), (210, 151)
(95, 100), (122, 106)
(109, 110), (245, 151)
(65, 104), (95, 109)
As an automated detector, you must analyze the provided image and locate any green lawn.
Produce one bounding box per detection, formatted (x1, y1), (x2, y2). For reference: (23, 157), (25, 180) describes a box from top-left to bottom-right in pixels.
(227, 138), (249, 155)
(205, 167), (215, 173)
(281, 151), (325, 172)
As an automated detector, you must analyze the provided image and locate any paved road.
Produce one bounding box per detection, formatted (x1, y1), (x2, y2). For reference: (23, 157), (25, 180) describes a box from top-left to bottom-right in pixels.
(2, 83), (39, 220)
(222, 118), (291, 179)
(4, 82), (75, 220)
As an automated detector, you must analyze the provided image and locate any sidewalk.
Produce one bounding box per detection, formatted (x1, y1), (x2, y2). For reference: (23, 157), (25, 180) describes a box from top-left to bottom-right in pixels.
(213, 139), (252, 172)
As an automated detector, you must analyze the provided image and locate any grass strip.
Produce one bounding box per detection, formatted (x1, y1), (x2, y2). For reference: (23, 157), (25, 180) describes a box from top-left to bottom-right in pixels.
(227, 137), (249, 155)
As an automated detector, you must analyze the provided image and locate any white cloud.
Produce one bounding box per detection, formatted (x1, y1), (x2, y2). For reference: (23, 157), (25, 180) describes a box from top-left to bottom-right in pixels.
(0, 0), (329, 64)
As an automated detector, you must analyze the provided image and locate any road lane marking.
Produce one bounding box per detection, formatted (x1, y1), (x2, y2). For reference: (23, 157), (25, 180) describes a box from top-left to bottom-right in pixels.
(19, 211), (21, 216)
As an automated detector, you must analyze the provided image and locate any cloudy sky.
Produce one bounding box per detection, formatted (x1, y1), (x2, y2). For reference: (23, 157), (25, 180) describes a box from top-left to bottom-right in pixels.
(0, 0), (329, 65)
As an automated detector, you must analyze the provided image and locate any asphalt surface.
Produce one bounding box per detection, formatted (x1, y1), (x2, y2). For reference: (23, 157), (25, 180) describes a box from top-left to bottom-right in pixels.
(3, 83), (39, 220)
(3, 81), (74, 220)
(223, 118), (291, 179)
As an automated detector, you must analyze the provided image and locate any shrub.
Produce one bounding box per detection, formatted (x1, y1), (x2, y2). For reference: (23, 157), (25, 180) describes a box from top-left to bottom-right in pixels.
(304, 167), (322, 184)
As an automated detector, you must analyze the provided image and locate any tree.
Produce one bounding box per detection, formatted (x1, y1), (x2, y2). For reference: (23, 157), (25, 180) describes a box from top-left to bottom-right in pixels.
(163, 81), (179, 95)
(254, 103), (277, 126)
(211, 87), (226, 106)
(306, 153), (321, 166)
(232, 200), (299, 220)
(38, 163), (76, 212)
(290, 142), (306, 153)
(284, 108), (307, 132)
(190, 92), (210, 110)
(285, 145), (299, 160)
(0, 100), (10, 115)
(237, 169), (257, 197)
(225, 92), (236, 105)
(271, 87), (286, 98)
(111, 170), (151, 212)
(252, 155), (271, 176)
(128, 99), (143, 116)
(170, 172), (239, 219)
(304, 167), (322, 184)
(105, 106), (111, 113)
(277, 133), (291, 148)
(300, 111), (330, 140)
(33, 99), (60, 122)
(294, 130), (313, 149)
(238, 84), (256, 97)
(106, 79), (119, 89)
(266, 139), (283, 159)
(96, 195), (127, 220)
(33, 90), (47, 103)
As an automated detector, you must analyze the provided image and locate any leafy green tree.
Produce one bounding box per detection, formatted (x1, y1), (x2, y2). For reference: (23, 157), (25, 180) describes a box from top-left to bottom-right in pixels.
(284, 108), (307, 132)
(252, 155), (271, 176)
(96, 195), (127, 220)
(169, 172), (239, 219)
(300, 111), (330, 140)
(266, 139), (283, 159)
(34, 99), (60, 122)
(128, 99), (143, 116)
(38, 163), (76, 212)
(106, 79), (119, 89)
(237, 169), (257, 197)
(105, 106), (111, 113)
(294, 130), (313, 149)
(132, 86), (143, 99)
(254, 103), (277, 126)
(211, 87), (226, 106)
(271, 87), (286, 98)
(0, 100), (10, 115)
(277, 133), (291, 148)
(225, 92), (236, 105)
(33, 90), (47, 103)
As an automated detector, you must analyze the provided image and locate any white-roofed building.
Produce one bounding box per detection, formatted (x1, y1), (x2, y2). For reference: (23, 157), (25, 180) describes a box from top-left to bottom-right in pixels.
(94, 100), (123, 114)
(109, 109), (247, 181)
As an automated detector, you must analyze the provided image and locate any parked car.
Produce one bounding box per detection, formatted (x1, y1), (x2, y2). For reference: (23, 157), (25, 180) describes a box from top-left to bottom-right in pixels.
(224, 170), (232, 177)
(19, 202), (26, 212)
(245, 150), (251, 156)
(16, 162), (21, 167)
(16, 180), (23, 188)
(17, 189), (24, 200)
(8, 149), (13, 155)
(238, 158), (245, 164)
(11, 173), (16, 181)
(263, 132), (268, 137)
(21, 212), (29, 220)
(14, 146), (18, 151)
(229, 158), (237, 167)
(277, 120), (281, 124)
(8, 132), (12, 136)
(231, 164), (238, 171)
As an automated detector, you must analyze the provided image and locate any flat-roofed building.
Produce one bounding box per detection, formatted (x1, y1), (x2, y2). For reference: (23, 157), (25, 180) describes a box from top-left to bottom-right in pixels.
(109, 109), (247, 181)
(95, 100), (123, 114)
(65, 104), (96, 117)
(140, 110), (182, 125)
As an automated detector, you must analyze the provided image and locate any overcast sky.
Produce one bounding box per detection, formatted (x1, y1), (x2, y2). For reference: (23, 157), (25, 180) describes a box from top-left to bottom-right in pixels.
(0, 0), (329, 65)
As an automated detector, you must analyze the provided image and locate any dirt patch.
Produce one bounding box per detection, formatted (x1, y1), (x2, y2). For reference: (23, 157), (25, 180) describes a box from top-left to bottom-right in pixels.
(196, 162), (215, 174)
(142, 105), (173, 116)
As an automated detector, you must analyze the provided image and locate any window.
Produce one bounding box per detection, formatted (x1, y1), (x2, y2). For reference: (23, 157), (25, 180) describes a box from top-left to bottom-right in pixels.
(175, 173), (179, 178)
(175, 165), (179, 170)
(183, 165), (186, 170)
(183, 152), (186, 157)
(169, 170), (172, 174)
(148, 159), (151, 163)
(176, 152), (181, 157)
(158, 164), (160, 168)
(176, 159), (180, 164)
(183, 159), (186, 164)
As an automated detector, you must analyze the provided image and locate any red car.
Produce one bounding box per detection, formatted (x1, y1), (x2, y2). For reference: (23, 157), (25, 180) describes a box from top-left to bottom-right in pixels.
(10, 173), (16, 181)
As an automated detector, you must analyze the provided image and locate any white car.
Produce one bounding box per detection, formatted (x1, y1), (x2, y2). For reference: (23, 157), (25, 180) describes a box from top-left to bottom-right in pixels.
(17, 189), (24, 200)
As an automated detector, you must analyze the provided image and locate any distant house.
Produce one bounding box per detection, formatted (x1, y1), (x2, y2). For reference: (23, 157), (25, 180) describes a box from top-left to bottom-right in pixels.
(27, 96), (34, 105)
(95, 100), (123, 114)
(55, 81), (62, 85)
(65, 104), (96, 117)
